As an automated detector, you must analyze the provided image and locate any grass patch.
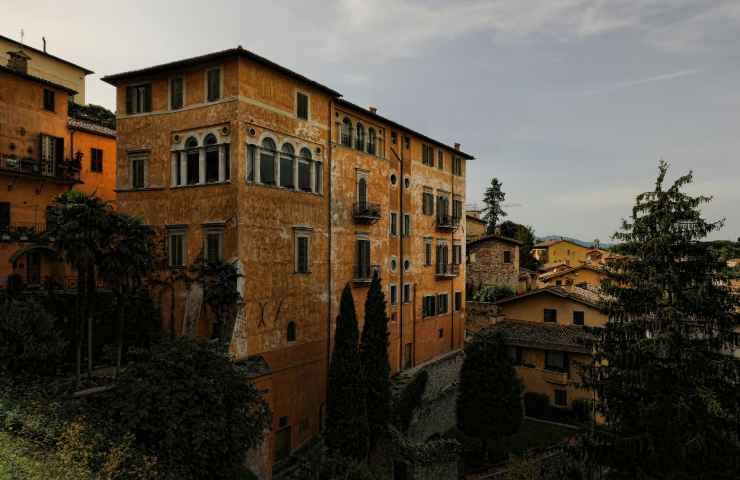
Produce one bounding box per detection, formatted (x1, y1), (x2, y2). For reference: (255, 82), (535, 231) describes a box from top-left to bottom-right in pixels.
(445, 418), (575, 473)
(0, 430), (82, 480)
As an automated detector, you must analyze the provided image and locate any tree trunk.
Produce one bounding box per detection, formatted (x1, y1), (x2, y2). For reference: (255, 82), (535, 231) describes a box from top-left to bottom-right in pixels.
(87, 264), (95, 379)
(115, 289), (125, 378)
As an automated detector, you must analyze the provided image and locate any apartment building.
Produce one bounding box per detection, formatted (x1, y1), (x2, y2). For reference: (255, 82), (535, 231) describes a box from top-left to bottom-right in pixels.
(0, 49), (115, 288)
(102, 47), (473, 473)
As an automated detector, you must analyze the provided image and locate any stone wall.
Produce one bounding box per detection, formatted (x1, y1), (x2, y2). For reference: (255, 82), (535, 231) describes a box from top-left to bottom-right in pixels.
(467, 239), (519, 291)
(466, 301), (502, 333)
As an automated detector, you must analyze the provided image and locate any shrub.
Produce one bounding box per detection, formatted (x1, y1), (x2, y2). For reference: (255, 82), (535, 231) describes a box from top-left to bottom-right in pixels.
(571, 399), (592, 424)
(98, 338), (270, 479)
(393, 370), (428, 432)
(473, 285), (516, 303)
(0, 298), (67, 379)
(523, 392), (549, 418)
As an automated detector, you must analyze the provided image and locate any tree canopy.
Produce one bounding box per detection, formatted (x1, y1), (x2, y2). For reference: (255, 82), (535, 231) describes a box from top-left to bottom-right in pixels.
(582, 161), (740, 478)
(482, 178), (507, 234)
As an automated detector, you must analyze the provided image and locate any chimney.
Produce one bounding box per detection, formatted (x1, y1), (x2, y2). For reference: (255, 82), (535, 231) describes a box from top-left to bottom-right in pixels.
(7, 50), (30, 74)
(368, 106), (377, 113)
(42, 37), (46, 53)
(454, 142), (460, 150)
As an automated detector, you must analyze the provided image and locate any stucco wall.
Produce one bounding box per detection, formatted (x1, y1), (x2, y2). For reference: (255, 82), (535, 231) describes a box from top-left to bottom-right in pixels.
(498, 293), (606, 327)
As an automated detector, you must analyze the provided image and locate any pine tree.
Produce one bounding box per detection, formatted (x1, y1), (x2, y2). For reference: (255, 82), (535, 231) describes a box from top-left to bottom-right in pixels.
(325, 284), (369, 461)
(457, 329), (523, 463)
(582, 161), (740, 478)
(359, 270), (392, 449)
(482, 177), (507, 234)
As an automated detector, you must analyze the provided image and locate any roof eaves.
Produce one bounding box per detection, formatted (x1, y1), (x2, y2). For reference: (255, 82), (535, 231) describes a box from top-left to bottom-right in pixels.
(0, 64), (77, 94)
(336, 98), (475, 160)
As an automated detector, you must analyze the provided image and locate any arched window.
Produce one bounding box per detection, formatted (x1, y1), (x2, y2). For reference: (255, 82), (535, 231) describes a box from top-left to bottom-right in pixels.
(287, 321), (297, 342)
(280, 143), (294, 188)
(260, 138), (276, 185)
(357, 176), (368, 206)
(204, 134), (219, 183)
(341, 118), (352, 147)
(185, 137), (199, 185)
(298, 147), (312, 192)
(355, 123), (365, 151)
(367, 128), (376, 155)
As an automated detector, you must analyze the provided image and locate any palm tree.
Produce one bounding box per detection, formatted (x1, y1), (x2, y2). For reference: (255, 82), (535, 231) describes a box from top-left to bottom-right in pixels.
(47, 191), (111, 387)
(99, 213), (154, 377)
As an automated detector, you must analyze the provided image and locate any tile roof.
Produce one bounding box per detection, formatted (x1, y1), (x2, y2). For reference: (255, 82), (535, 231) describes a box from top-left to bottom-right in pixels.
(495, 286), (604, 309)
(101, 46), (341, 96)
(539, 263), (605, 282)
(68, 118), (116, 138)
(467, 234), (523, 247)
(488, 319), (597, 354)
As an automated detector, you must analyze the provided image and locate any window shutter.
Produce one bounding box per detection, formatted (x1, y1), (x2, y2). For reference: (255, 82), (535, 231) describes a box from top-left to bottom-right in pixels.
(55, 137), (64, 169)
(126, 86), (134, 114)
(0, 202), (10, 227)
(144, 85), (152, 112)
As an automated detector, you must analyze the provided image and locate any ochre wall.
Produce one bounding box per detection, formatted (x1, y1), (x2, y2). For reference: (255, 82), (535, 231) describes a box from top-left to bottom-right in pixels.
(541, 268), (606, 289)
(545, 241), (591, 266)
(70, 129), (117, 202)
(515, 349), (594, 409)
(499, 293), (606, 327)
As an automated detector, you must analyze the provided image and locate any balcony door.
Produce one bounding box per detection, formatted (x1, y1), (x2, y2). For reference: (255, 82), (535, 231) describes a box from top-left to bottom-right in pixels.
(356, 174), (368, 209)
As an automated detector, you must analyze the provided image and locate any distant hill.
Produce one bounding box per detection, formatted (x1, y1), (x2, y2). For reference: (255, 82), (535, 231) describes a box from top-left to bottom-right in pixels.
(536, 235), (615, 250)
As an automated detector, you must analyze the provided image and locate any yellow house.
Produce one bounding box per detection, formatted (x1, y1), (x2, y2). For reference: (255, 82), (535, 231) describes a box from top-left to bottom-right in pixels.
(491, 287), (606, 412)
(0, 34), (92, 104)
(539, 264), (606, 289)
(532, 239), (593, 267)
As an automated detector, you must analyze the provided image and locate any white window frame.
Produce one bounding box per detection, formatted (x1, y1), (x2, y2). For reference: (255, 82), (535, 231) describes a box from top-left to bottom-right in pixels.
(389, 211), (398, 236)
(169, 75), (185, 110)
(390, 284), (399, 306)
(203, 225), (225, 263)
(295, 89), (311, 121)
(437, 292), (449, 315)
(403, 283), (412, 304)
(294, 228), (312, 274)
(403, 214), (411, 237)
(129, 151), (149, 189)
(167, 227), (187, 268)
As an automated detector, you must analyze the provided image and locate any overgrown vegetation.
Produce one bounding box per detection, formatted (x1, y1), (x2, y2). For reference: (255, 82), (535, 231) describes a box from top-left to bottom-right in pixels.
(472, 284), (516, 302)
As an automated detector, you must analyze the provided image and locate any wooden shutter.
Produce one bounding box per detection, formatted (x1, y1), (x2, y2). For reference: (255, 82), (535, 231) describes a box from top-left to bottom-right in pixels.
(126, 86), (134, 114)
(0, 202), (10, 227)
(55, 137), (64, 173)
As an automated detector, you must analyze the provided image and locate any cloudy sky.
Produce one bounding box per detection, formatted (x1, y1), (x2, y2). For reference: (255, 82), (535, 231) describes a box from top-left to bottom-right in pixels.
(4, 0), (739, 241)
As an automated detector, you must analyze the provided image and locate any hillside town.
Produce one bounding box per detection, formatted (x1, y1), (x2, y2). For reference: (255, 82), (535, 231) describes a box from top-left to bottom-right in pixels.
(1, 22), (739, 480)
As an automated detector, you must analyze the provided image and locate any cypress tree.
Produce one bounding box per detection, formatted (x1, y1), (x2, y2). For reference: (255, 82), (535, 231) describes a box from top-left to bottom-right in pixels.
(359, 270), (392, 449)
(582, 161), (740, 478)
(325, 283), (369, 461)
(482, 177), (507, 234)
(457, 329), (523, 463)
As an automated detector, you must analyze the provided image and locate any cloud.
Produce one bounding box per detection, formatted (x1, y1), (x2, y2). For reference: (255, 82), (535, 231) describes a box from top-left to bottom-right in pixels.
(577, 68), (702, 96)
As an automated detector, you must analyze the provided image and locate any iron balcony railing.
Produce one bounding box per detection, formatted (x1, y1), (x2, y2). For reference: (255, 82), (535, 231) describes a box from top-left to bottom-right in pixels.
(0, 155), (80, 181)
(435, 263), (460, 277)
(436, 214), (460, 231)
(353, 202), (381, 223)
(0, 222), (49, 242)
(353, 264), (379, 283)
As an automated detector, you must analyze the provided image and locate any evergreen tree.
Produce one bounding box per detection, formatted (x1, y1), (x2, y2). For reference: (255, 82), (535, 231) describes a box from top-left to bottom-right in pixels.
(359, 270), (392, 449)
(457, 329), (523, 463)
(582, 161), (740, 478)
(482, 177), (507, 234)
(325, 284), (369, 461)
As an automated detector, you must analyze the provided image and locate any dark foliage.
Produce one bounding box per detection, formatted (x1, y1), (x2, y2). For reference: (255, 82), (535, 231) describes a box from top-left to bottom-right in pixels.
(98, 338), (270, 479)
(189, 258), (242, 347)
(482, 177), (507, 233)
(581, 162), (740, 478)
(0, 297), (66, 379)
(393, 370), (428, 433)
(498, 220), (541, 271)
(472, 284), (516, 302)
(359, 271), (392, 448)
(523, 392), (550, 418)
(68, 102), (116, 129)
(457, 329), (524, 461)
(325, 284), (369, 461)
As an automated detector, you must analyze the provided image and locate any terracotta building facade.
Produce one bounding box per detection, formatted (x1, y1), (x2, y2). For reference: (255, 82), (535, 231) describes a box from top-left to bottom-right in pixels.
(102, 47), (473, 474)
(0, 49), (116, 289)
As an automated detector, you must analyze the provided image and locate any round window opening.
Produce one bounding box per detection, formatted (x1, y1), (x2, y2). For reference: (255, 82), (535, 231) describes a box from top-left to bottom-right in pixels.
(390, 173), (397, 185)
(403, 260), (411, 271)
(390, 258), (398, 272)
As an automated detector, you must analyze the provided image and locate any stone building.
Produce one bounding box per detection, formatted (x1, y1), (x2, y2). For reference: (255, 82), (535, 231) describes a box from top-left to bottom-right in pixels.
(102, 46), (473, 476)
(0, 48), (116, 288)
(466, 234), (522, 294)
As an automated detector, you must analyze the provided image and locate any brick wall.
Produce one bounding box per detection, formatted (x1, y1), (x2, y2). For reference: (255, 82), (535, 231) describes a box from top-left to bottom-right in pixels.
(467, 239), (519, 291)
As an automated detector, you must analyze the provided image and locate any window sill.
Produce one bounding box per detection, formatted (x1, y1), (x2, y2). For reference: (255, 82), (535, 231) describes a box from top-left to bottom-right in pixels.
(170, 181), (232, 189)
(245, 181), (323, 197)
(115, 186), (166, 193)
(294, 271), (312, 275)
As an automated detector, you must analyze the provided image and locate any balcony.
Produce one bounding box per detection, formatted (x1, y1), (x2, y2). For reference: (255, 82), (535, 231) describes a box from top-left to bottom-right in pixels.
(0, 222), (48, 243)
(542, 369), (569, 385)
(353, 264), (379, 284)
(435, 263), (460, 278)
(435, 214), (460, 231)
(353, 202), (381, 224)
(0, 155), (80, 182)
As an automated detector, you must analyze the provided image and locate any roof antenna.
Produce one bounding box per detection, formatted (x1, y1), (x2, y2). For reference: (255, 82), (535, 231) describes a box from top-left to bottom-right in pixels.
(20, 28), (24, 44)
(42, 36), (46, 53)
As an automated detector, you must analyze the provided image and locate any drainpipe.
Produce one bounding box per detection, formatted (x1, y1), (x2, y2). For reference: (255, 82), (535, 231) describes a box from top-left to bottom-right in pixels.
(450, 168), (455, 351)
(390, 144), (404, 371)
(326, 100), (334, 401)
